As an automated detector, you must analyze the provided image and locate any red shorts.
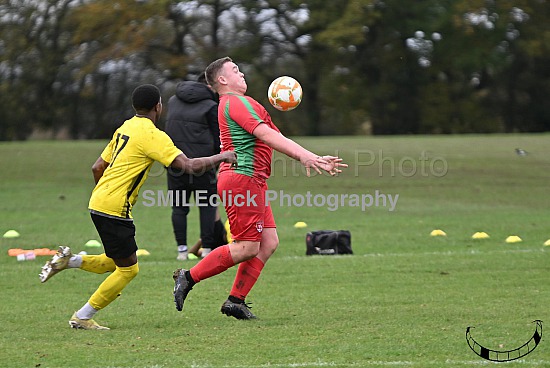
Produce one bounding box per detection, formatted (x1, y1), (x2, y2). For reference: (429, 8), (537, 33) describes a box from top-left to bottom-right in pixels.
(218, 171), (276, 242)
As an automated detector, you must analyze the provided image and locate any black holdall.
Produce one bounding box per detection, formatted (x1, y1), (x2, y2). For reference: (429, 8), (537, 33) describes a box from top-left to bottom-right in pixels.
(305, 230), (353, 255)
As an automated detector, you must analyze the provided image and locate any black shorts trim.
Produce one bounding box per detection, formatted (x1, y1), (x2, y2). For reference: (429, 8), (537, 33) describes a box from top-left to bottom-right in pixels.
(90, 213), (138, 259)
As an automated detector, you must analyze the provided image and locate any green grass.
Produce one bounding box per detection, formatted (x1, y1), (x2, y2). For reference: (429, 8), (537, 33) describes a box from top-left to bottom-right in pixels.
(1, 134), (550, 367)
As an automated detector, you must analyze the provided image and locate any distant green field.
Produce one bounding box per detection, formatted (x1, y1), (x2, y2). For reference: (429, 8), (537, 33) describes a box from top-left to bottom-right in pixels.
(1, 134), (549, 368)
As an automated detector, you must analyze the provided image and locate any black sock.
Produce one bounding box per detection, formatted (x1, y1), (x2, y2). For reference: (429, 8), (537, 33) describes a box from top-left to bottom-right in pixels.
(228, 295), (244, 304)
(185, 270), (196, 287)
(214, 219), (227, 247)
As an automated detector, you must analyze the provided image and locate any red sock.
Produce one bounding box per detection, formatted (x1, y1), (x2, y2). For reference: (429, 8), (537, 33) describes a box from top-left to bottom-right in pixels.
(189, 245), (235, 282)
(230, 257), (265, 300)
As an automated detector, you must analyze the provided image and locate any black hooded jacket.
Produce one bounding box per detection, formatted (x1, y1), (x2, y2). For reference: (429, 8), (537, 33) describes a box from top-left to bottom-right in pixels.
(165, 81), (221, 161)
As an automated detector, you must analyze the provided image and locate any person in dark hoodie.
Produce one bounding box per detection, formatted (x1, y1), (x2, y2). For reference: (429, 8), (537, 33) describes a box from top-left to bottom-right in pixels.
(165, 73), (227, 261)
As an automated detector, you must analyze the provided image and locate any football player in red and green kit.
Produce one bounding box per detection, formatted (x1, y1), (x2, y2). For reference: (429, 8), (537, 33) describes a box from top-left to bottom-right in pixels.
(173, 57), (347, 319)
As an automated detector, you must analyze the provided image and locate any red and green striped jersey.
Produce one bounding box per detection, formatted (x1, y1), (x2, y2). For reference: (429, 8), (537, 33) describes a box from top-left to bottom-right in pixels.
(218, 93), (280, 180)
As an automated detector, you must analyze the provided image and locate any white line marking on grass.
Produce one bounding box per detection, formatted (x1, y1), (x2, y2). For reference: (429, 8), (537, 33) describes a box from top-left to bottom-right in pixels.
(282, 248), (545, 261)
(361, 248), (545, 258)
(444, 360), (550, 366)
(183, 361), (550, 368)
(362, 249), (544, 258)
(187, 362), (412, 367)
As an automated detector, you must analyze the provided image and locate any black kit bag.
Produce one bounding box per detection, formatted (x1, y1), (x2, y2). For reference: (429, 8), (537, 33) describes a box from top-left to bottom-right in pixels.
(306, 230), (353, 255)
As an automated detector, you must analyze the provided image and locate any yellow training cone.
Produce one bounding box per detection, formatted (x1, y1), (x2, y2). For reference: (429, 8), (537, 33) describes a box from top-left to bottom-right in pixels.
(430, 229), (446, 237)
(3, 230), (20, 238)
(472, 232), (490, 239)
(136, 249), (150, 256)
(543, 239), (550, 246)
(505, 235), (522, 243)
(85, 239), (102, 247)
(294, 221), (308, 229)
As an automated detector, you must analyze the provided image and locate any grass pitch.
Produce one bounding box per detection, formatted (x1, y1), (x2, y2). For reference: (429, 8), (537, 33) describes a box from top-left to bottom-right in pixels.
(1, 134), (549, 367)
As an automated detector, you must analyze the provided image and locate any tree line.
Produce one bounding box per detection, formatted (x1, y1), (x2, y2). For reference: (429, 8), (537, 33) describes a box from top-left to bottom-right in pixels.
(0, 0), (548, 140)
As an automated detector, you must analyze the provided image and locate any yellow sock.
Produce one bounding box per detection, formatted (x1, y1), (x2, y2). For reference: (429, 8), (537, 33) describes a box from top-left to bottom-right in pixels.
(81, 253), (116, 274)
(88, 263), (139, 310)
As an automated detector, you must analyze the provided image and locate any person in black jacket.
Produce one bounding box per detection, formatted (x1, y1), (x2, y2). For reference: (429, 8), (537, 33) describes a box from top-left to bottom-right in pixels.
(165, 74), (227, 260)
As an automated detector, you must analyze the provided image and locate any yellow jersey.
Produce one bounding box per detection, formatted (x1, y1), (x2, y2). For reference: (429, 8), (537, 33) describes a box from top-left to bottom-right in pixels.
(89, 116), (182, 219)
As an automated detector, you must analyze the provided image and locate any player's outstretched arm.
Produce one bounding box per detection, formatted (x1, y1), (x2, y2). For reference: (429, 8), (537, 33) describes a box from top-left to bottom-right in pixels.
(253, 123), (347, 176)
(170, 151), (237, 175)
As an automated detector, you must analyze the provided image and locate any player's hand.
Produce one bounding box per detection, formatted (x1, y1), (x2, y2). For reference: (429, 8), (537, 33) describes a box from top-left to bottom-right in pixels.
(302, 155), (347, 177)
(317, 155), (347, 176)
(222, 151), (238, 167)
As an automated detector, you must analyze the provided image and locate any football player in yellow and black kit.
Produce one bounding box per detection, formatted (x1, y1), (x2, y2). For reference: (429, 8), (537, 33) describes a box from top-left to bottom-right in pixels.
(39, 84), (236, 330)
